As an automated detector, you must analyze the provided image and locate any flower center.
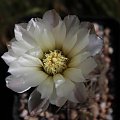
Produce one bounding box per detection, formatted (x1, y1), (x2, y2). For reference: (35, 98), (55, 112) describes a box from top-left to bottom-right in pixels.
(42, 50), (68, 75)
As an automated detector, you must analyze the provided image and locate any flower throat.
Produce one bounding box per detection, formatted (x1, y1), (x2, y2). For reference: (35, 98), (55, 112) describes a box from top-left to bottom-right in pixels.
(42, 50), (68, 75)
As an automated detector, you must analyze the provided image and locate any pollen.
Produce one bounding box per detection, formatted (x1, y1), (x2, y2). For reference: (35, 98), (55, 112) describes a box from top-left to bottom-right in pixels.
(42, 50), (68, 75)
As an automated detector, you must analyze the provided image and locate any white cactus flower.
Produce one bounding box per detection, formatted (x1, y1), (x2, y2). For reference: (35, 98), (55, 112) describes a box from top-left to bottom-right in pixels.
(2, 9), (103, 115)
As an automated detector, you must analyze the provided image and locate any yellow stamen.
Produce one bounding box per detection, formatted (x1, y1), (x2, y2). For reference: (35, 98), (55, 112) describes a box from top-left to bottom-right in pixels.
(42, 50), (68, 75)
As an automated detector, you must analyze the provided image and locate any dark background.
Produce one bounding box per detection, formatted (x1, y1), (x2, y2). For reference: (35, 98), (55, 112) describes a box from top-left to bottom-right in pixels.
(0, 0), (120, 120)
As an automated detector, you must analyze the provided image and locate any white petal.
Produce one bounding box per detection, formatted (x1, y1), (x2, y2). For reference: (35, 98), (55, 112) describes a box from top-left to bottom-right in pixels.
(49, 87), (67, 107)
(64, 15), (80, 36)
(11, 41), (26, 53)
(43, 9), (61, 28)
(34, 18), (50, 30)
(11, 40), (33, 56)
(80, 22), (96, 36)
(77, 57), (97, 75)
(33, 23), (55, 52)
(53, 74), (65, 88)
(63, 15), (80, 54)
(8, 61), (38, 75)
(17, 54), (43, 67)
(28, 22), (46, 50)
(56, 79), (75, 98)
(63, 68), (85, 83)
(68, 28), (89, 57)
(67, 90), (78, 103)
(88, 34), (103, 56)
(41, 29), (55, 51)
(6, 75), (30, 93)
(62, 33), (77, 55)
(27, 19), (50, 50)
(37, 76), (54, 98)
(14, 24), (23, 41)
(74, 83), (88, 103)
(7, 70), (48, 89)
(56, 97), (67, 107)
(23, 70), (48, 87)
(52, 21), (66, 49)
(1, 49), (17, 65)
(68, 52), (91, 67)
(80, 22), (92, 29)
(27, 18), (36, 33)
(26, 47), (43, 59)
(49, 86), (57, 104)
(14, 24), (37, 46)
(28, 89), (49, 115)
